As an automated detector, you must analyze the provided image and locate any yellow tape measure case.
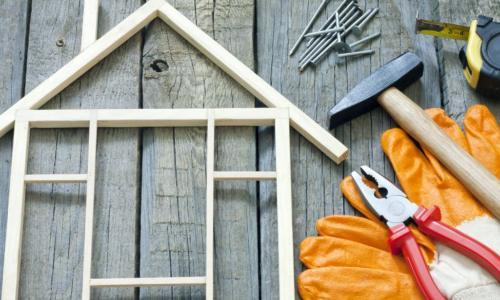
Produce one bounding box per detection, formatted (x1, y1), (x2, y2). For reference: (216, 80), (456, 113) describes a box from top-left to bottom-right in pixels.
(459, 16), (500, 96)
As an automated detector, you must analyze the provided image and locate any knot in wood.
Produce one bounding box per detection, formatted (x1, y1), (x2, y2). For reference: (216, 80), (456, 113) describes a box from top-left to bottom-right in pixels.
(56, 39), (65, 47)
(150, 59), (169, 73)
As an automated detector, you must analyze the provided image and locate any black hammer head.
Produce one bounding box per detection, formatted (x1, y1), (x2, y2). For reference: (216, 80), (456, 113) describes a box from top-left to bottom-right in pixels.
(328, 52), (424, 129)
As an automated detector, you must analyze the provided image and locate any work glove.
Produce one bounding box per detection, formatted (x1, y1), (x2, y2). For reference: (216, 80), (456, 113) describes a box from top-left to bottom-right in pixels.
(298, 105), (500, 300)
(298, 215), (428, 299)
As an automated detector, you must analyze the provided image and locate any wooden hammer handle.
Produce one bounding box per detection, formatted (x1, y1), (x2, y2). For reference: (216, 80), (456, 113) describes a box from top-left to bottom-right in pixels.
(379, 87), (500, 219)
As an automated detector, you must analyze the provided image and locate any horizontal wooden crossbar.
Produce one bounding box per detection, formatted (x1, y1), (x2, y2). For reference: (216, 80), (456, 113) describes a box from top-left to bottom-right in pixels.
(89, 277), (207, 287)
(17, 108), (288, 128)
(24, 174), (88, 183)
(213, 171), (277, 180)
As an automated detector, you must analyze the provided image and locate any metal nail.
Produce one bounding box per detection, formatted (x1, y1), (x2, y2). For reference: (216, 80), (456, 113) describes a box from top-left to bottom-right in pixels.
(352, 8), (379, 36)
(305, 1), (358, 48)
(348, 32), (381, 49)
(330, 12), (350, 53)
(337, 49), (375, 58)
(302, 9), (362, 68)
(335, 12), (341, 42)
(304, 26), (345, 37)
(300, 9), (361, 70)
(299, 5), (359, 63)
(289, 0), (333, 56)
(308, 8), (373, 65)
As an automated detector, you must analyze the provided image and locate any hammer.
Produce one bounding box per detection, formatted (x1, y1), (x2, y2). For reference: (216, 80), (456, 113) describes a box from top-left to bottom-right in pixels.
(329, 52), (500, 219)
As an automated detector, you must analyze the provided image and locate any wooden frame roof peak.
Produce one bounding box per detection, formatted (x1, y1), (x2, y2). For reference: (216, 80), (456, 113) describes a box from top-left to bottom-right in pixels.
(0, 0), (348, 163)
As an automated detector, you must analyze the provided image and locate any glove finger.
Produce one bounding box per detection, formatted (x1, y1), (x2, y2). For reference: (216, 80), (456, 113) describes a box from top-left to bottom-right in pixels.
(381, 127), (443, 209)
(298, 266), (423, 300)
(317, 215), (388, 250)
(316, 215), (436, 264)
(464, 105), (500, 178)
(421, 108), (470, 188)
(425, 108), (470, 151)
(300, 236), (409, 273)
(422, 109), (490, 223)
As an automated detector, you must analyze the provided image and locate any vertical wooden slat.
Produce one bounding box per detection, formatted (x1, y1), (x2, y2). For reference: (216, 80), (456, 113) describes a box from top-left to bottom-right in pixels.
(0, 1), (29, 293)
(1, 120), (30, 300)
(274, 114), (295, 300)
(81, 119), (97, 300)
(205, 113), (215, 300)
(81, 0), (100, 50)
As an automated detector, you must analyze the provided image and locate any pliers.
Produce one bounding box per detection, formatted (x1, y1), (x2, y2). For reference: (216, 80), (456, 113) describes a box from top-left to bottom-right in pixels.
(351, 165), (500, 300)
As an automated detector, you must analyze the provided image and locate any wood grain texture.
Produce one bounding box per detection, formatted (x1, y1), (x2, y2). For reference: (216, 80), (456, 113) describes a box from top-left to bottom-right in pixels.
(1, 0), (498, 298)
(141, 0), (258, 298)
(19, 0), (142, 299)
(0, 0), (29, 292)
(435, 0), (500, 120)
(156, 0), (348, 163)
(256, 0), (441, 298)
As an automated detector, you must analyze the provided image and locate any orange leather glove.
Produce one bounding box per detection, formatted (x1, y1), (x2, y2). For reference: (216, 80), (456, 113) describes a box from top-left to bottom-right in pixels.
(298, 215), (425, 299)
(298, 105), (500, 300)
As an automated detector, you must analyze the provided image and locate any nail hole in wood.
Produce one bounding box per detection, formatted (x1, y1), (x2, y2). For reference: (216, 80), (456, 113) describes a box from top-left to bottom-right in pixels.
(150, 59), (169, 72)
(56, 39), (65, 47)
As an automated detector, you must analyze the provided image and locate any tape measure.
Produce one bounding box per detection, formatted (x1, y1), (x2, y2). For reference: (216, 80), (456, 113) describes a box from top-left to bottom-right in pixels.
(416, 15), (500, 96)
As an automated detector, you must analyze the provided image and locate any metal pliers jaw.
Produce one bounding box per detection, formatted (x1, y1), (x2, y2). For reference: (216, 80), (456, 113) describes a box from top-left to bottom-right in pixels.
(351, 165), (419, 227)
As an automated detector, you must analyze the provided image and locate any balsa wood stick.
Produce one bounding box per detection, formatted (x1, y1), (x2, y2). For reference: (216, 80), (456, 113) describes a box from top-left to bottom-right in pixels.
(24, 174), (87, 183)
(90, 277), (207, 287)
(275, 115), (295, 300)
(205, 112), (215, 299)
(81, 0), (100, 50)
(82, 119), (98, 300)
(1, 121), (30, 300)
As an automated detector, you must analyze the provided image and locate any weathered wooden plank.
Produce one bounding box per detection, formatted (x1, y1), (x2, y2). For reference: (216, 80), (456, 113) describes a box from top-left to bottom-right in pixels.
(141, 0), (257, 298)
(436, 0), (500, 120)
(0, 0), (29, 292)
(256, 0), (441, 298)
(19, 0), (142, 299)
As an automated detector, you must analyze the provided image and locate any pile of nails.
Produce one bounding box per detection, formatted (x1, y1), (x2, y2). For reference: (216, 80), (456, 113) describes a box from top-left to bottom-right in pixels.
(289, 0), (380, 72)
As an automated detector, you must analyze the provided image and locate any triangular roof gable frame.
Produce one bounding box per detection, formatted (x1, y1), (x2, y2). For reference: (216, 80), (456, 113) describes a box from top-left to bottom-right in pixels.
(0, 0), (348, 163)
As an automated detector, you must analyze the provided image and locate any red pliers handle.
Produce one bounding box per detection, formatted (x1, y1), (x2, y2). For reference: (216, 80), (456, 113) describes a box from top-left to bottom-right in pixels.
(389, 206), (500, 300)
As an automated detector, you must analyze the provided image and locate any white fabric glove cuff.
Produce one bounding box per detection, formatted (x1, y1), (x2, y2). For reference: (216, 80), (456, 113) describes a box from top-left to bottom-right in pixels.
(430, 215), (500, 299)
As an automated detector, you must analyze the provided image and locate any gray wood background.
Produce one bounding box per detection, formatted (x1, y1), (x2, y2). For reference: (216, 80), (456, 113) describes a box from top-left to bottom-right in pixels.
(0, 0), (498, 299)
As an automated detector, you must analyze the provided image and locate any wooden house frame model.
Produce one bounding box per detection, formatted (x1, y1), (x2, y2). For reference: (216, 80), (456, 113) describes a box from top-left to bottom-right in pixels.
(0, 0), (349, 299)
